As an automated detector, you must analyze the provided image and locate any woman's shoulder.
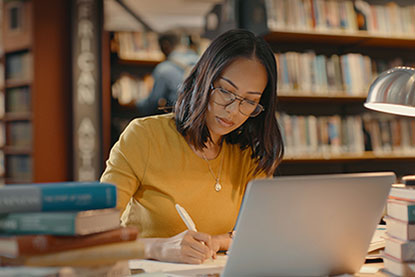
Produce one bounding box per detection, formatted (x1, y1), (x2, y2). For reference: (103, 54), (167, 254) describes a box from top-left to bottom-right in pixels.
(129, 113), (174, 129)
(225, 141), (254, 159)
(124, 113), (177, 139)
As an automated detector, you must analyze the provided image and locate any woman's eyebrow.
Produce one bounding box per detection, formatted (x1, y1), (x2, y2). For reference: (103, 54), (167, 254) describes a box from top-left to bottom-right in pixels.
(220, 76), (238, 89)
(220, 77), (262, 95)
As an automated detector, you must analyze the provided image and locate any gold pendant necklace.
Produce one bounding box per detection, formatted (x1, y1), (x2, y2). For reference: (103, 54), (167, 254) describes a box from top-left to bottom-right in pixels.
(201, 152), (224, 192)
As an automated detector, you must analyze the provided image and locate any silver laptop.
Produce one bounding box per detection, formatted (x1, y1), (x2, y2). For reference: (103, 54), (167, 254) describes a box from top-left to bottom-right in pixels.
(222, 172), (395, 277)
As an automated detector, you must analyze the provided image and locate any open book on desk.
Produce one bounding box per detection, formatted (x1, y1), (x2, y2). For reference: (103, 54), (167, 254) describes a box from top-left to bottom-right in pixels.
(129, 255), (227, 276)
(367, 225), (387, 258)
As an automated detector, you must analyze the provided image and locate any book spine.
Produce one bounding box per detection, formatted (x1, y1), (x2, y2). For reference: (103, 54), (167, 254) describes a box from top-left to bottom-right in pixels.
(407, 206), (415, 223)
(0, 212), (76, 235)
(24, 240), (145, 267)
(41, 185), (116, 212)
(0, 183), (116, 213)
(16, 227), (138, 256)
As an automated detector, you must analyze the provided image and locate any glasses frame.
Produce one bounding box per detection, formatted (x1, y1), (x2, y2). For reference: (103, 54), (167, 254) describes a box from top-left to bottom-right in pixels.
(210, 84), (264, 117)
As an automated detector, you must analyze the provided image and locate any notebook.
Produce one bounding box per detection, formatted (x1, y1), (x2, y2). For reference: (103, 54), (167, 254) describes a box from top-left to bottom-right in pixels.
(222, 171), (395, 277)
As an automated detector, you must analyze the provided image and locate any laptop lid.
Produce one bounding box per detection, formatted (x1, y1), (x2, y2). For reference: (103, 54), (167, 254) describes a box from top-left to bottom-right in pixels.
(222, 172), (395, 277)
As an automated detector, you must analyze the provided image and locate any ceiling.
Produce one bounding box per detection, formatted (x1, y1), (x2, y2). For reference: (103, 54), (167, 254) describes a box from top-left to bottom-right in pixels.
(104, 0), (221, 33)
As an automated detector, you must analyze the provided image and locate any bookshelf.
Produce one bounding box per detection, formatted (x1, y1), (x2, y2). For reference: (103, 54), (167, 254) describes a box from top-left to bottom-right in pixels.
(266, 0), (415, 178)
(0, 0), (71, 184)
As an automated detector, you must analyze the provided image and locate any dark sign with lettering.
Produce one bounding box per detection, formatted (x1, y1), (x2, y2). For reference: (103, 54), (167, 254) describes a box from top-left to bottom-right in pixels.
(72, 0), (102, 181)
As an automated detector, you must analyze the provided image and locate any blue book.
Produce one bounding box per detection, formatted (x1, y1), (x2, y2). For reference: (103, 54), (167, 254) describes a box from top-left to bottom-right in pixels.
(0, 182), (116, 213)
(0, 208), (120, 235)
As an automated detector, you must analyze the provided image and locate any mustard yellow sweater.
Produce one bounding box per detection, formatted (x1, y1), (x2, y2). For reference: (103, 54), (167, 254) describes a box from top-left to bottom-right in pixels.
(100, 113), (266, 238)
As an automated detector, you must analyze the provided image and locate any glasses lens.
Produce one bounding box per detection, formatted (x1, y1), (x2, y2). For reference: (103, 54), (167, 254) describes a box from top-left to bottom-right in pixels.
(241, 102), (264, 117)
(211, 86), (264, 117)
(213, 88), (234, 105)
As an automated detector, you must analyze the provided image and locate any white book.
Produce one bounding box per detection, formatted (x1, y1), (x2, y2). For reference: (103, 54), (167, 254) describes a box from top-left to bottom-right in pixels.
(383, 254), (415, 276)
(344, 0), (358, 32)
(300, 52), (312, 92)
(385, 216), (415, 241)
(390, 187), (415, 202)
(307, 115), (318, 153)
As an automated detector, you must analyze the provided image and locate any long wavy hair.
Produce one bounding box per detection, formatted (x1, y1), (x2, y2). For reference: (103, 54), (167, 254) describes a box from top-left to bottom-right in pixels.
(175, 29), (284, 175)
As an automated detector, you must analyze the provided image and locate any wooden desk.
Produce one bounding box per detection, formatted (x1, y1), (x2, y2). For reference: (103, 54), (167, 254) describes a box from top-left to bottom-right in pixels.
(129, 259), (386, 276)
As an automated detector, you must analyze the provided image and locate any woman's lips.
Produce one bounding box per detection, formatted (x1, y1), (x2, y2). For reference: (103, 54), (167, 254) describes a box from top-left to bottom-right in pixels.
(217, 116), (234, 127)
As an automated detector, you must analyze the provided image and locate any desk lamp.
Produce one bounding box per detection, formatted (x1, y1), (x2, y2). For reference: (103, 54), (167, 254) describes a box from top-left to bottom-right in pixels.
(365, 66), (415, 117)
(364, 66), (415, 185)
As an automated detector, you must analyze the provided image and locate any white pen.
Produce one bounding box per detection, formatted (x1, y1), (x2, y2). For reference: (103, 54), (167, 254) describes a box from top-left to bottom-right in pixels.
(175, 203), (214, 260)
(175, 203), (198, 231)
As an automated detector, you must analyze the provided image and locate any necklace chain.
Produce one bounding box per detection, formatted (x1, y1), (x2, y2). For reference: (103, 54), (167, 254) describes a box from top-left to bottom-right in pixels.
(201, 151), (224, 192)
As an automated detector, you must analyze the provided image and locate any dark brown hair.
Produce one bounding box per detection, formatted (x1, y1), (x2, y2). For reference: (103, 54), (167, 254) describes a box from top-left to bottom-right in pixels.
(175, 29), (284, 175)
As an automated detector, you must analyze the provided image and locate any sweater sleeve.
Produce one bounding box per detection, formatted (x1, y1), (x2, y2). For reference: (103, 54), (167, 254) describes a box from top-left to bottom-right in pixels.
(100, 119), (150, 214)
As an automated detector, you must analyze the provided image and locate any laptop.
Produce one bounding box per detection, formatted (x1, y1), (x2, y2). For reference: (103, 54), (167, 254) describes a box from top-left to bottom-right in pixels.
(222, 171), (395, 277)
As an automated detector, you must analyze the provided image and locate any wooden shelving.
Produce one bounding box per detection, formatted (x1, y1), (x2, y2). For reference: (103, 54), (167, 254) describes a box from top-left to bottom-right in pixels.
(0, 0), (71, 184)
(2, 146), (32, 155)
(5, 81), (31, 89)
(283, 152), (415, 163)
(117, 58), (161, 67)
(3, 112), (32, 121)
(278, 93), (366, 103)
(263, 1), (415, 178)
(264, 29), (415, 49)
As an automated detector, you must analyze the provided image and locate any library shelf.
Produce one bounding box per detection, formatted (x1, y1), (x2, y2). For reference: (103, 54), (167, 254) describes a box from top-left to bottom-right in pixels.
(5, 81), (32, 89)
(278, 94), (366, 103)
(264, 29), (415, 49)
(3, 46), (33, 55)
(2, 146), (32, 155)
(3, 112), (32, 121)
(117, 58), (162, 67)
(282, 152), (415, 164)
(5, 177), (33, 184)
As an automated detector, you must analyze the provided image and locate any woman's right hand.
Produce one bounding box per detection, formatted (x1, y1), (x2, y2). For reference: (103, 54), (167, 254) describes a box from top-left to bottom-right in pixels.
(142, 230), (214, 264)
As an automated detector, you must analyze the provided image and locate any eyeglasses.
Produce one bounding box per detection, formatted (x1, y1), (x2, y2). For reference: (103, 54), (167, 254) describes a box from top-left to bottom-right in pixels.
(210, 84), (264, 117)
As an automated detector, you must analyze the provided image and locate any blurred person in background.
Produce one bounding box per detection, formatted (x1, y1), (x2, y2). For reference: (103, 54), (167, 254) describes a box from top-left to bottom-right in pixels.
(136, 31), (199, 116)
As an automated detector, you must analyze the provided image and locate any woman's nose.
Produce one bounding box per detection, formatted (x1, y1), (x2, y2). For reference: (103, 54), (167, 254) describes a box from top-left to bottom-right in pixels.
(224, 100), (240, 115)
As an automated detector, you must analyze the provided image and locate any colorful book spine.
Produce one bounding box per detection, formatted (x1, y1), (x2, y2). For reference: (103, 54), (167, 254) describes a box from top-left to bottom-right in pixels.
(0, 182), (116, 213)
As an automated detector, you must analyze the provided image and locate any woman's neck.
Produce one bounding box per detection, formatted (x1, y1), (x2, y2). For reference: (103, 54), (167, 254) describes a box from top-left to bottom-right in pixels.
(190, 139), (222, 160)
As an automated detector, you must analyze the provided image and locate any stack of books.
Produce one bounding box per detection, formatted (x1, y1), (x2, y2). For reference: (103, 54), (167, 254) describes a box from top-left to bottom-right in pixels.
(0, 182), (143, 275)
(383, 186), (415, 276)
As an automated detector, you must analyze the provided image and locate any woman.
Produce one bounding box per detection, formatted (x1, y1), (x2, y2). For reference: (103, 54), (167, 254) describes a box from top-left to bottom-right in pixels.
(101, 29), (284, 264)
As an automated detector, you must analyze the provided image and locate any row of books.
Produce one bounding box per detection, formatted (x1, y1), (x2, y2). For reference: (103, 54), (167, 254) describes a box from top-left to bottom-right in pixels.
(6, 87), (31, 113)
(8, 121), (31, 147)
(279, 113), (415, 157)
(279, 113), (364, 157)
(0, 182), (143, 274)
(111, 50), (411, 105)
(7, 155), (32, 181)
(5, 52), (32, 84)
(112, 73), (153, 105)
(114, 31), (164, 61)
(382, 186), (415, 276)
(266, 0), (415, 36)
(275, 52), (410, 96)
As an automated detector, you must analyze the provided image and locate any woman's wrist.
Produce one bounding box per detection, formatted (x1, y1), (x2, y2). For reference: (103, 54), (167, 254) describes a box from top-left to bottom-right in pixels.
(141, 237), (163, 260)
(213, 232), (233, 251)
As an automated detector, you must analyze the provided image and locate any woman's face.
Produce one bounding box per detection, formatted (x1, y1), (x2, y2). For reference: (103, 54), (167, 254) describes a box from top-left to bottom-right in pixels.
(206, 57), (268, 143)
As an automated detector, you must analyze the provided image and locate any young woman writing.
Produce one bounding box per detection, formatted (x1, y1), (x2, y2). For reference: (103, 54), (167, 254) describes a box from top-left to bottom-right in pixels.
(101, 29), (284, 264)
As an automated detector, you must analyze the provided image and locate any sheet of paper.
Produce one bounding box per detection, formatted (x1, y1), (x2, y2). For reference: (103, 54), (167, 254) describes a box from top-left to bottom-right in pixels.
(129, 255), (227, 274)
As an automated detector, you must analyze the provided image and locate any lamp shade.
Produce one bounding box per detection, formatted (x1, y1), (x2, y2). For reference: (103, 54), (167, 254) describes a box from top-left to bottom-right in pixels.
(364, 66), (415, 117)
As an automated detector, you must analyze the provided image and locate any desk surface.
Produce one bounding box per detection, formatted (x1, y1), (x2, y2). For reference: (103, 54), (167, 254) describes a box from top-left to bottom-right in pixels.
(129, 258), (386, 277)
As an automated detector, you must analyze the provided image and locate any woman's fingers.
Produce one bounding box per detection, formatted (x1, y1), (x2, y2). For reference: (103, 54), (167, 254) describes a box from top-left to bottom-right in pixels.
(183, 231), (212, 260)
(180, 244), (208, 264)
